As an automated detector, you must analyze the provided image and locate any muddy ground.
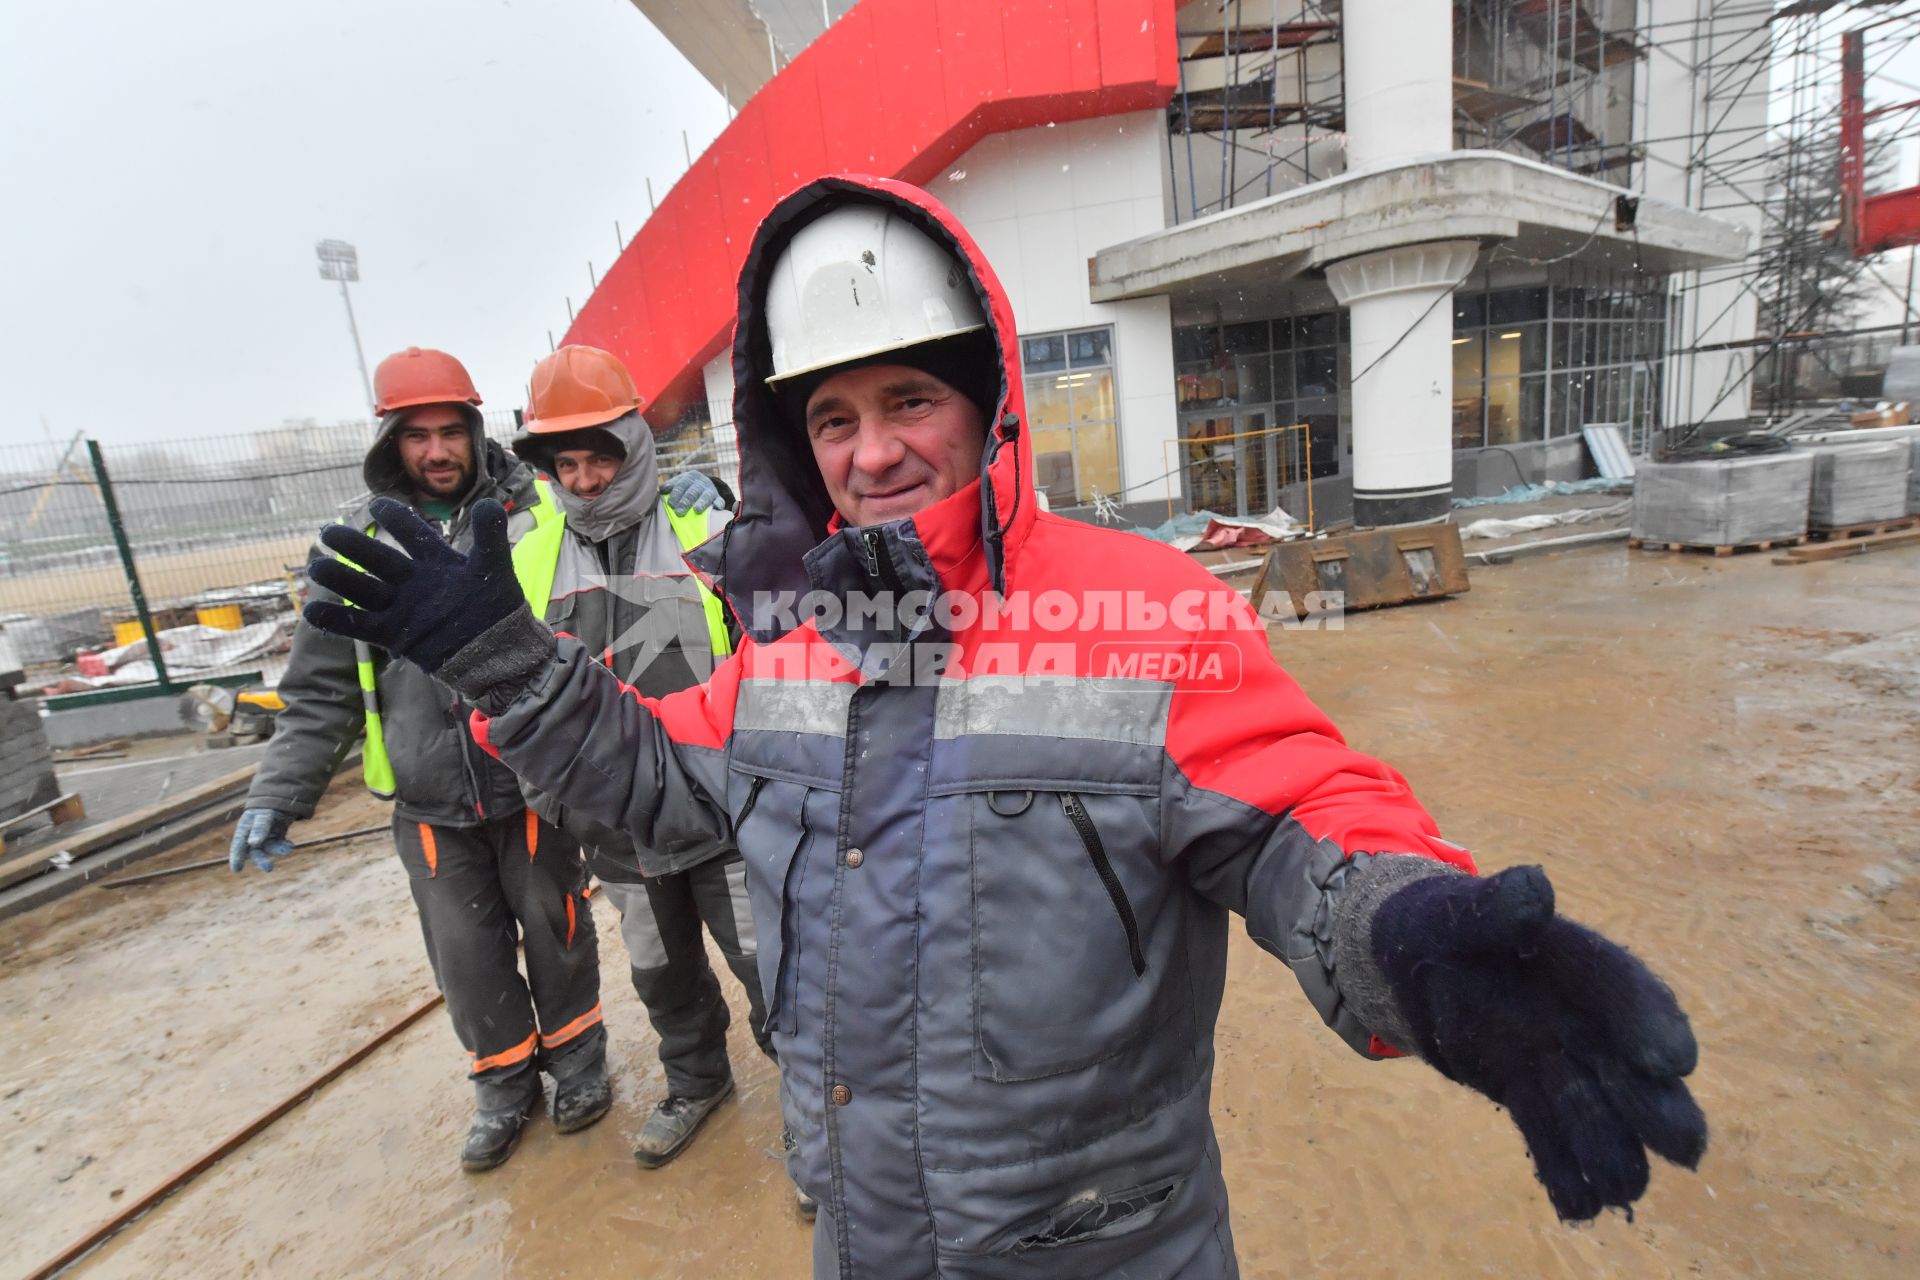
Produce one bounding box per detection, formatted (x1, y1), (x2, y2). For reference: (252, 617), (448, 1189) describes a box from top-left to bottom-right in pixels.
(3, 541), (1916, 1278)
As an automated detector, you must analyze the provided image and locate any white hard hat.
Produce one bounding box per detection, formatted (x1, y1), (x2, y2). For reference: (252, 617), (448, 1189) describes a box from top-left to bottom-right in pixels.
(764, 204), (988, 385)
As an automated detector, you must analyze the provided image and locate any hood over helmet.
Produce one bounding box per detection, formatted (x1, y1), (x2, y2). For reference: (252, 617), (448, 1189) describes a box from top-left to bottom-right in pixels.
(688, 175), (1034, 641)
(516, 410), (659, 542)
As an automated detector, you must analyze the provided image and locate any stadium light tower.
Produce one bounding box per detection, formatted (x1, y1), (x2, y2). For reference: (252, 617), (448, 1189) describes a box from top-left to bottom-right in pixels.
(316, 239), (377, 422)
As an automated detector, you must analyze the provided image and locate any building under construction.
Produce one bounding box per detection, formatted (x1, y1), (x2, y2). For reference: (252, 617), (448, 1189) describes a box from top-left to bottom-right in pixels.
(583, 1), (1920, 527)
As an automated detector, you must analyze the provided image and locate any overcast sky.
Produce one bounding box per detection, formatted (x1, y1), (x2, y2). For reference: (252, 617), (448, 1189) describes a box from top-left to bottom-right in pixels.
(0, 0), (727, 450)
(4, 4), (1918, 454)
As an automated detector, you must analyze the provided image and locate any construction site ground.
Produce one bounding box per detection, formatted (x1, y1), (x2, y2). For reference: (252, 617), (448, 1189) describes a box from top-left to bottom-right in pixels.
(4, 539), (1916, 1279)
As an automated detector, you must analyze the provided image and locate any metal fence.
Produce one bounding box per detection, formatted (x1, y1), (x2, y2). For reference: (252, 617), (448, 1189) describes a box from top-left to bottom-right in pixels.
(0, 412), (723, 670)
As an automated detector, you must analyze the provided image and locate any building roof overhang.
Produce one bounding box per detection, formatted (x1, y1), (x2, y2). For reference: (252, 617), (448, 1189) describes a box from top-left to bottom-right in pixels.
(1090, 150), (1753, 308)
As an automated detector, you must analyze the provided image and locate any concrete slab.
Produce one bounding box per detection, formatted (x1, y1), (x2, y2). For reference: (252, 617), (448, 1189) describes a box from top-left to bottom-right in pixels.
(1090, 150), (1752, 307)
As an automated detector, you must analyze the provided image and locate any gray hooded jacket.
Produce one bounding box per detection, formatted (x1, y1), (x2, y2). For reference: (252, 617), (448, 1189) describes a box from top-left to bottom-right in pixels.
(248, 409), (552, 827)
(446, 178), (1468, 1278)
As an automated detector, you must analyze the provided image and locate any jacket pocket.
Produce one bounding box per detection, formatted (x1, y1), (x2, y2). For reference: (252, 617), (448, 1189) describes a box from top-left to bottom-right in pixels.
(968, 786), (1182, 1082)
(1009, 1171), (1186, 1255)
(731, 771), (811, 1038)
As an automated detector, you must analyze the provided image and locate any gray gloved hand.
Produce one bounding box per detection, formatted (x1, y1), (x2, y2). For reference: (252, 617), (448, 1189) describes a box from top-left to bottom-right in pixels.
(663, 471), (720, 515)
(229, 807), (294, 873)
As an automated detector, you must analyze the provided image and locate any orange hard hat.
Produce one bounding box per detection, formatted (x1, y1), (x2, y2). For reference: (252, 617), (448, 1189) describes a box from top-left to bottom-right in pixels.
(372, 347), (482, 416)
(522, 345), (641, 435)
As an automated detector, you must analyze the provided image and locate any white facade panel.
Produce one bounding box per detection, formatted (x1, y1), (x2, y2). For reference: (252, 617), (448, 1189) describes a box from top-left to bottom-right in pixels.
(1642, 0), (1770, 427)
(938, 111), (1179, 504)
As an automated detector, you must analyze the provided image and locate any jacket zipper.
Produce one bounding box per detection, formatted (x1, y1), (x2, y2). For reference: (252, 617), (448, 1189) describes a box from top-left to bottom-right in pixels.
(859, 527), (907, 595)
(1059, 793), (1146, 977)
(735, 775), (767, 831)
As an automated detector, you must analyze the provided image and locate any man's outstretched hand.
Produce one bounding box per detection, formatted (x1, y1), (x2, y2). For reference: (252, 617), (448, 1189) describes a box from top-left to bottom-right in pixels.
(1371, 865), (1708, 1222)
(305, 498), (528, 676)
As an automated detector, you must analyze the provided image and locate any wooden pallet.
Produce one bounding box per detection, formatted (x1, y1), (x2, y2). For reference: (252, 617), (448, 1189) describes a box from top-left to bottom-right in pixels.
(0, 792), (86, 858)
(1807, 516), (1919, 542)
(1627, 534), (1808, 557)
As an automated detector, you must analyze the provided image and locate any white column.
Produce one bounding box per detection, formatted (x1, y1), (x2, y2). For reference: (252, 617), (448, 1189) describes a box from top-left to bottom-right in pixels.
(1333, 0), (1473, 525)
(1327, 241), (1479, 525)
(702, 354), (739, 478)
(1343, 0), (1453, 171)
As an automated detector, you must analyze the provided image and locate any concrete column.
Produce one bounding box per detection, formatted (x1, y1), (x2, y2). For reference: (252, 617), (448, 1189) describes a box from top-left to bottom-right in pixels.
(1327, 241), (1479, 526)
(1331, 0), (1474, 526)
(701, 353), (740, 477)
(1343, 0), (1452, 171)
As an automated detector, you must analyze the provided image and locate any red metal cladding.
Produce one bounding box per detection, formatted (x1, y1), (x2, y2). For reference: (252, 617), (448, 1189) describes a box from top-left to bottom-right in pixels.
(565, 0), (1178, 426)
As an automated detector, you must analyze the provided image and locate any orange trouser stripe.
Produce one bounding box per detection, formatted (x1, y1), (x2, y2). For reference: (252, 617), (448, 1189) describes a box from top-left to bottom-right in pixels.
(418, 823), (438, 877)
(539, 1002), (604, 1050)
(525, 809), (538, 859)
(470, 1031), (537, 1073)
(565, 893), (577, 948)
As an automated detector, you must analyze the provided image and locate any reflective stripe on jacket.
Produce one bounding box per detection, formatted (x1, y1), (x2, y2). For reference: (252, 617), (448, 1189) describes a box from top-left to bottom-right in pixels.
(470, 178), (1475, 1278)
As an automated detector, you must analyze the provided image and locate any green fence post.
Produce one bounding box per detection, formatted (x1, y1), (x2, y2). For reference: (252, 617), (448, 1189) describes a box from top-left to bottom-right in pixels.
(85, 438), (172, 690)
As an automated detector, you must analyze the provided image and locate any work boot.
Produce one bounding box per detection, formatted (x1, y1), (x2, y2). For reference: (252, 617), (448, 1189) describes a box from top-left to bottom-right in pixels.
(461, 1079), (541, 1172)
(552, 1066), (612, 1134)
(781, 1127), (818, 1219)
(632, 1078), (734, 1169)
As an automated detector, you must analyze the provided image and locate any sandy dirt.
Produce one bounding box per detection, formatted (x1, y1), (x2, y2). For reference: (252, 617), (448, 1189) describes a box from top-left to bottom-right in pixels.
(2, 542), (1916, 1279)
(0, 535), (309, 616)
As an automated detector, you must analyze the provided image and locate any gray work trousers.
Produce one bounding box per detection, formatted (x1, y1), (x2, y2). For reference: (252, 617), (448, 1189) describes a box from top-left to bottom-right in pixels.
(392, 810), (605, 1100)
(596, 851), (772, 1098)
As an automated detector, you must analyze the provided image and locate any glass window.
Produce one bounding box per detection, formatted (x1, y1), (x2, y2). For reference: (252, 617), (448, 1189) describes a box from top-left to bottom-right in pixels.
(1489, 287), (1547, 325)
(1271, 315), (1295, 350)
(1223, 321), (1268, 354)
(1296, 347), (1338, 397)
(1031, 426), (1077, 506)
(1025, 374), (1073, 429)
(1454, 290), (1486, 329)
(1298, 406), (1340, 479)
(1177, 361), (1233, 407)
(1067, 328), (1112, 368)
(1076, 422), (1121, 502)
(1270, 351), (1294, 401)
(1024, 325), (1120, 507)
(1232, 354), (1271, 405)
(1518, 375), (1545, 441)
(1022, 335), (1066, 373)
(1297, 311), (1337, 347)
(1072, 370), (1116, 425)
(1172, 326), (1219, 364)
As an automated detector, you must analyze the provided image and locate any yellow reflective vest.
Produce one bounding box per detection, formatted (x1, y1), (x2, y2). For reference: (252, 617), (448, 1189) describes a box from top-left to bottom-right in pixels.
(355, 485), (728, 799)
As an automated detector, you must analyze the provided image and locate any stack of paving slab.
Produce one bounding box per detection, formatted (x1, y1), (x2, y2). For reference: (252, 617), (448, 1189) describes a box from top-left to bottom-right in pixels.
(1631, 452), (1814, 547)
(0, 631), (61, 824)
(1805, 438), (1912, 529)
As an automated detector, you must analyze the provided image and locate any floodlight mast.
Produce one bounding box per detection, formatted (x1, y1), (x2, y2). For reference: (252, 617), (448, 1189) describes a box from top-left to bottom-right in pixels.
(316, 239), (377, 422)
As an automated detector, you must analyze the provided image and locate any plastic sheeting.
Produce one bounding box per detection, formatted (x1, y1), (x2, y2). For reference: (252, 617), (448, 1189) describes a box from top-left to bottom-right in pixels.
(1807, 439), (1912, 528)
(1460, 501), (1632, 541)
(76, 619), (290, 687)
(1136, 508), (1303, 552)
(1452, 478), (1630, 508)
(1631, 453), (1814, 547)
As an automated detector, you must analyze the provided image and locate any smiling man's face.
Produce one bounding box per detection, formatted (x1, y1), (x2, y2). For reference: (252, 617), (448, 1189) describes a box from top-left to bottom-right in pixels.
(803, 364), (985, 527)
(394, 404), (474, 500)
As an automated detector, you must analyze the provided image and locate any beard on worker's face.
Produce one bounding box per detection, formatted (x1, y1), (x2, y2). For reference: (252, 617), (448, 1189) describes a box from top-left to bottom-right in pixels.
(409, 458), (472, 496)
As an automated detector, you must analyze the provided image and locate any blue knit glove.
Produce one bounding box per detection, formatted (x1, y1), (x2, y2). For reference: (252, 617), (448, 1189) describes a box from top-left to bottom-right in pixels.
(229, 807), (294, 873)
(304, 498), (529, 676)
(1370, 866), (1707, 1222)
(663, 471), (719, 515)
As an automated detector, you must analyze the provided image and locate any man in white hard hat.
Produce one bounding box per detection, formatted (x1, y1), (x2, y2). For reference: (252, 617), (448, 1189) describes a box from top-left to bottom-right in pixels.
(301, 177), (1706, 1278)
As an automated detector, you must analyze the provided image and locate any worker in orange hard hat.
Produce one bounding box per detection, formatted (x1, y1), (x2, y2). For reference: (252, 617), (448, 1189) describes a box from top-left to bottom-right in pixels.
(232, 346), (618, 1172)
(500, 346), (782, 1187)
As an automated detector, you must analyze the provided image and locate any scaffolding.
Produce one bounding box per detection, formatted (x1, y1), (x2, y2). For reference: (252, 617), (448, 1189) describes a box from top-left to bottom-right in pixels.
(1165, 1), (1920, 442)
